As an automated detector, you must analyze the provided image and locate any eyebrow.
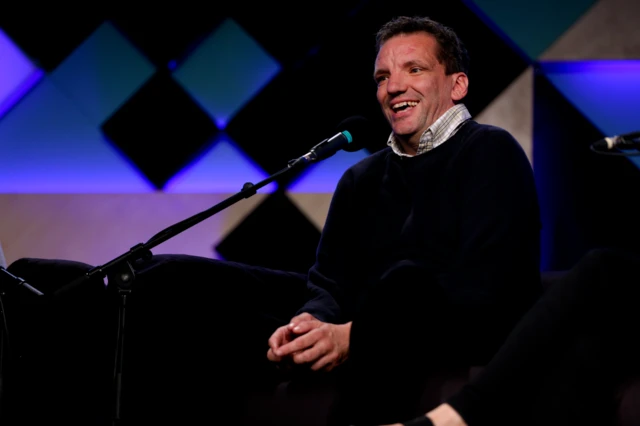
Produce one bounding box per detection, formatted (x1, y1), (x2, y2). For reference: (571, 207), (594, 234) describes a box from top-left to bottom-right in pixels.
(403, 59), (428, 69)
(373, 69), (386, 80)
(373, 59), (429, 80)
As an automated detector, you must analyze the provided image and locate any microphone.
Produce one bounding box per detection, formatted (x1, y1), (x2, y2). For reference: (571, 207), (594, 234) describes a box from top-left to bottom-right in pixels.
(290, 115), (370, 166)
(0, 266), (45, 297)
(591, 131), (640, 151)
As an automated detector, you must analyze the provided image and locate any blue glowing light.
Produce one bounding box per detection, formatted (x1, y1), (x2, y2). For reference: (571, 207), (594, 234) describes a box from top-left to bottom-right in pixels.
(163, 133), (277, 193)
(0, 28), (44, 121)
(172, 18), (281, 130)
(287, 149), (371, 193)
(48, 21), (156, 127)
(540, 60), (640, 169)
(540, 60), (640, 137)
(0, 78), (153, 192)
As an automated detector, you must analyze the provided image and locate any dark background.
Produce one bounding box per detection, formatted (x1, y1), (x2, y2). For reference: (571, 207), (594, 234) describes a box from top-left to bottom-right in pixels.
(1, 0), (639, 273)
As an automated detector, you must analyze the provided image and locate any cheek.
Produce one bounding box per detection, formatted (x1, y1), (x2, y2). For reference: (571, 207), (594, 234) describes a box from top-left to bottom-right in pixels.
(376, 87), (385, 105)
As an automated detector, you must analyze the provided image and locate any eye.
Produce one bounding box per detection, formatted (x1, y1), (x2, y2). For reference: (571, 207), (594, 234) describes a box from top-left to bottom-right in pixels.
(410, 67), (422, 74)
(374, 75), (388, 86)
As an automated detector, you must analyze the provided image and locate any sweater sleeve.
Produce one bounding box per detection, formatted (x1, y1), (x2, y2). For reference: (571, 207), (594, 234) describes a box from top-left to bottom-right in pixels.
(294, 167), (359, 324)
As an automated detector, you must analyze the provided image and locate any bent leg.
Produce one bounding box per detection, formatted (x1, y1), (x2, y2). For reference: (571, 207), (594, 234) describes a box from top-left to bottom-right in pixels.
(333, 261), (511, 426)
(109, 254), (308, 423)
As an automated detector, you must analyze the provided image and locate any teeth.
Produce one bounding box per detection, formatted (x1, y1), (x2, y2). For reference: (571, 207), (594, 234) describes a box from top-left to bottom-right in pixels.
(392, 101), (418, 111)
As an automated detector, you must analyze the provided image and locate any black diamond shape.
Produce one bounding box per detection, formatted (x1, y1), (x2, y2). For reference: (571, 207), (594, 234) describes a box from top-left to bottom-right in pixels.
(215, 191), (321, 274)
(101, 70), (219, 189)
(110, 12), (227, 68)
(225, 41), (390, 189)
(0, 13), (104, 72)
(232, 0), (366, 69)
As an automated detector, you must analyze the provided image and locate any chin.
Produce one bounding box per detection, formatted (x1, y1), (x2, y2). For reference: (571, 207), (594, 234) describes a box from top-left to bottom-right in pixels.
(391, 124), (418, 138)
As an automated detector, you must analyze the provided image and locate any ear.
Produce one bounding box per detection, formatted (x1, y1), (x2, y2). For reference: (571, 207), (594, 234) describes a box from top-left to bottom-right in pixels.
(450, 72), (469, 102)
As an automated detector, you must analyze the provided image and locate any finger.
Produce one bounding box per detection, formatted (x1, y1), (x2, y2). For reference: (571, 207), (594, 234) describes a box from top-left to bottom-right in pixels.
(309, 352), (335, 371)
(289, 320), (320, 335)
(266, 347), (282, 363)
(267, 326), (288, 350)
(292, 342), (325, 365)
(288, 312), (317, 327)
(267, 334), (278, 351)
(275, 329), (317, 357)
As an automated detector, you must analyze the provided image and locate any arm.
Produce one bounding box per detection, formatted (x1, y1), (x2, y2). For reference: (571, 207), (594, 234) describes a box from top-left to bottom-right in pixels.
(267, 165), (366, 370)
(294, 167), (361, 324)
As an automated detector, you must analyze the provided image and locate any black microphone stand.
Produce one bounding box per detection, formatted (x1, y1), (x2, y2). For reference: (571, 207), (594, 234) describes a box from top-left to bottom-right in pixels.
(0, 284), (8, 422)
(52, 156), (310, 425)
(0, 267), (45, 423)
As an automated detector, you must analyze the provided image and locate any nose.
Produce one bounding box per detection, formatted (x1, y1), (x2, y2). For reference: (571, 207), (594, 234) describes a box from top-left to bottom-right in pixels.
(385, 73), (407, 95)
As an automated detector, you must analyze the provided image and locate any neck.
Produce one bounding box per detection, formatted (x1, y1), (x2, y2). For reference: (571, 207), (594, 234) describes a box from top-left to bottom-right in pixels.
(398, 138), (419, 156)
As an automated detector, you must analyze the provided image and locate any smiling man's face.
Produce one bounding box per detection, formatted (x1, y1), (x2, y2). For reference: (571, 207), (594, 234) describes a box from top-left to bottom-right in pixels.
(374, 32), (467, 154)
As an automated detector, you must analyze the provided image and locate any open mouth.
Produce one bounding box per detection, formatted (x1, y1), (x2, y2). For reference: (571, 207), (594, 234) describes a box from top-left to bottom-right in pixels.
(391, 101), (418, 113)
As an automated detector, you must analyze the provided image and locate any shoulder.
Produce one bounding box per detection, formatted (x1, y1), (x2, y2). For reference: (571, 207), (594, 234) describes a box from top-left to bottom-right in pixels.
(330, 147), (393, 192)
(462, 121), (521, 147)
(343, 146), (393, 176)
(458, 121), (528, 159)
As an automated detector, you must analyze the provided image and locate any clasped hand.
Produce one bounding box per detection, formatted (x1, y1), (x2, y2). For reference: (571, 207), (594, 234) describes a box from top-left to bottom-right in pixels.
(267, 312), (351, 372)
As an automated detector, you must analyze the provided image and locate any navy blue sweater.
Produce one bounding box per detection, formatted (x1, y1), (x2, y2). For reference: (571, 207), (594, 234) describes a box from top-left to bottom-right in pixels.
(298, 120), (541, 327)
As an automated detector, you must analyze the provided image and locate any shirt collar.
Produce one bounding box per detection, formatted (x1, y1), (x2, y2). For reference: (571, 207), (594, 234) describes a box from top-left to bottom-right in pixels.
(387, 103), (472, 157)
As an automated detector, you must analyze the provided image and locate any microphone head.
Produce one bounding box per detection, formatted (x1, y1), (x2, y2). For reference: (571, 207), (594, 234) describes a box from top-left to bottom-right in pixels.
(336, 115), (371, 152)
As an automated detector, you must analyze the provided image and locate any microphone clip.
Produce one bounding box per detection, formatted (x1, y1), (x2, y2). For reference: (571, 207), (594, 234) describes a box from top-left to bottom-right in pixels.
(287, 138), (332, 168)
(590, 131), (640, 156)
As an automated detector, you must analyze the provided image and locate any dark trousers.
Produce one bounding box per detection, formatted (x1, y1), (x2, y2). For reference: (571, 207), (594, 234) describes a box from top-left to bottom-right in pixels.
(331, 261), (524, 426)
(328, 248), (640, 425)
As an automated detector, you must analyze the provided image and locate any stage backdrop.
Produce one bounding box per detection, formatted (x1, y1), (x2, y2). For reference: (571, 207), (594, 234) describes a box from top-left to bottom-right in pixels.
(1, 0), (639, 273)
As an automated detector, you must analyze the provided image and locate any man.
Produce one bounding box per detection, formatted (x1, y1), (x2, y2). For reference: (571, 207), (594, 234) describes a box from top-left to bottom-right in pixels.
(263, 15), (541, 425)
(3, 15), (541, 426)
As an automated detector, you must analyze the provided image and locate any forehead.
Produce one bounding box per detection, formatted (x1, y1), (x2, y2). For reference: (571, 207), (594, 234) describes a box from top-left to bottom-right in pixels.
(375, 32), (439, 68)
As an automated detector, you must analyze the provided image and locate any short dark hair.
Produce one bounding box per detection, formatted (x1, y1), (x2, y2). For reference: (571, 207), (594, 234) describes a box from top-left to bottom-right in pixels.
(375, 16), (469, 76)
